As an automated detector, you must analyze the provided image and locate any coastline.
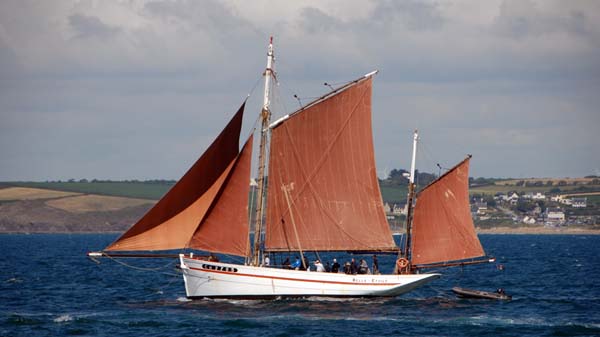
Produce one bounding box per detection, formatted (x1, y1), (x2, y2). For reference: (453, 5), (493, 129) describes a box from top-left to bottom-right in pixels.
(389, 226), (600, 236)
(476, 226), (600, 235)
(1, 226), (600, 235)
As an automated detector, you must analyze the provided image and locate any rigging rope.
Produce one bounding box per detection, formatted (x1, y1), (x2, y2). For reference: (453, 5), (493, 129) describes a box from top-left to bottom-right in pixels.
(104, 254), (178, 272)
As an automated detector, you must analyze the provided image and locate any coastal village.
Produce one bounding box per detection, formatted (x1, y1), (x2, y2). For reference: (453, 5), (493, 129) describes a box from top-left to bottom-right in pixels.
(384, 177), (600, 231)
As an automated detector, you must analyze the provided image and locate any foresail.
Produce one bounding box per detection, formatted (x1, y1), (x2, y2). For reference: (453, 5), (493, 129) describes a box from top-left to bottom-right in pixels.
(265, 76), (397, 252)
(410, 157), (485, 265)
(187, 136), (253, 256)
(105, 103), (245, 251)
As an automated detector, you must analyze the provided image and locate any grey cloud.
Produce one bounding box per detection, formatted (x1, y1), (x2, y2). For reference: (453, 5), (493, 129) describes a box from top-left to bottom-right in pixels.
(69, 14), (121, 39)
(371, 0), (445, 31)
(0, 0), (598, 180)
(0, 36), (21, 78)
(298, 7), (342, 34)
(493, 0), (596, 39)
(144, 0), (256, 37)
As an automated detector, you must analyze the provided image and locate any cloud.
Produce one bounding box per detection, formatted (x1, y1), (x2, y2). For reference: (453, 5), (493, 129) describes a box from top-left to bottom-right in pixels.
(493, 0), (595, 38)
(371, 0), (445, 31)
(69, 14), (121, 39)
(0, 0), (598, 180)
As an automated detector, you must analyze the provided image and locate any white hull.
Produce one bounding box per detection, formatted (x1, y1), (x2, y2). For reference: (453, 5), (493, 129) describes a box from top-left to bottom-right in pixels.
(180, 255), (440, 299)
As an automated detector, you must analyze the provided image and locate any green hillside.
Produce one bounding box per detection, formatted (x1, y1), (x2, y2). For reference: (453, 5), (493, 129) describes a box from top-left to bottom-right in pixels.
(2, 181), (174, 200)
(4, 177), (598, 204)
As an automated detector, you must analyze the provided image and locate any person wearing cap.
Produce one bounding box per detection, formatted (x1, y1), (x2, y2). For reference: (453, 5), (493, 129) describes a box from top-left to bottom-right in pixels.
(314, 260), (326, 272)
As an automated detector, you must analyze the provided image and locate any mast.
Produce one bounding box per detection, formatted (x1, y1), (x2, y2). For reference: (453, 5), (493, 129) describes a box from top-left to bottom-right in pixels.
(403, 130), (418, 265)
(250, 37), (275, 266)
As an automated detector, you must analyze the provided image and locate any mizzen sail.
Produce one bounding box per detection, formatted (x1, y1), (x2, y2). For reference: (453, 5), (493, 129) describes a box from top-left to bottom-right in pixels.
(265, 76), (396, 252)
(410, 156), (485, 265)
(106, 103), (245, 251)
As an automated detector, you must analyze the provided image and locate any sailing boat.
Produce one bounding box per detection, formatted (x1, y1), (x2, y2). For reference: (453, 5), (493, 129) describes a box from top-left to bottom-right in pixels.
(89, 38), (492, 299)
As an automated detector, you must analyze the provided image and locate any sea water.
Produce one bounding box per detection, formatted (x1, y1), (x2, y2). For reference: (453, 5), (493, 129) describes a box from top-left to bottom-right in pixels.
(1, 234), (599, 337)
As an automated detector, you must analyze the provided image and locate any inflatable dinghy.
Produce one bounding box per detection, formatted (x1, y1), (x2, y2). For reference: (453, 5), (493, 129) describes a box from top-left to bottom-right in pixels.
(452, 287), (512, 300)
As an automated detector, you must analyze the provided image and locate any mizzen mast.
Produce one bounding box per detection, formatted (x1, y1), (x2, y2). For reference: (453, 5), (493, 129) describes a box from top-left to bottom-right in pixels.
(403, 130), (419, 267)
(250, 37), (275, 266)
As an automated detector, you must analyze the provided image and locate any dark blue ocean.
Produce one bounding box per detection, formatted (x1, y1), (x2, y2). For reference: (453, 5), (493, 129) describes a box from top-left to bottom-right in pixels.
(1, 234), (599, 337)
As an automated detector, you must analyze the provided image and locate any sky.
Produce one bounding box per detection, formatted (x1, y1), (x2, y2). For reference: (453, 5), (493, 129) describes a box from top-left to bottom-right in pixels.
(0, 0), (599, 181)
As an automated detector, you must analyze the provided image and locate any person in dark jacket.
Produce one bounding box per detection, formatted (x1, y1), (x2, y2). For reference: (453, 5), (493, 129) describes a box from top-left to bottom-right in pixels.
(302, 255), (309, 270)
(343, 261), (352, 274)
(350, 258), (358, 275)
(331, 258), (341, 273)
(282, 257), (291, 269)
(372, 255), (379, 274)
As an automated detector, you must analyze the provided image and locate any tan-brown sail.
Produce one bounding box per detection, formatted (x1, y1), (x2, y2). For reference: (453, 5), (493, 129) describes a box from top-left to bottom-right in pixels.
(410, 157), (484, 265)
(106, 103), (245, 251)
(265, 76), (396, 252)
(187, 136), (253, 256)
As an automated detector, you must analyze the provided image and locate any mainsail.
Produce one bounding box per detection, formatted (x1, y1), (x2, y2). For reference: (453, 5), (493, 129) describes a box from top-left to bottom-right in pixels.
(106, 103), (249, 254)
(265, 76), (397, 252)
(410, 156), (485, 265)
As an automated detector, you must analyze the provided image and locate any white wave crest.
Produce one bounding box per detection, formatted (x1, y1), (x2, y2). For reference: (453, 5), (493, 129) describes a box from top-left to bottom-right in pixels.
(54, 314), (73, 323)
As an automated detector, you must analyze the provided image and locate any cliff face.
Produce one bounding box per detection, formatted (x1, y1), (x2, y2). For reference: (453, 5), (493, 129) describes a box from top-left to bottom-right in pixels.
(0, 199), (152, 233)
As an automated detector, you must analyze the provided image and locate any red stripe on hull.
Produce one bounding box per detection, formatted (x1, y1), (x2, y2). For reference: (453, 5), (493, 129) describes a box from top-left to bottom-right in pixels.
(188, 266), (402, 286)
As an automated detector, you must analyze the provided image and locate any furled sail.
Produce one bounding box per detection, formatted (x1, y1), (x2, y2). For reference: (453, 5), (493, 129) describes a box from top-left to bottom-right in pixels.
(106, 103), (245, 252)
(410, 156), (485, 265)
(265, 76), (397, 252)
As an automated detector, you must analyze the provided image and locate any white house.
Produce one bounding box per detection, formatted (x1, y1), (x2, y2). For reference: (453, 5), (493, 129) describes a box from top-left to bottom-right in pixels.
(546, 207), (565, 224)
(392, 204), (406, 215)
(474, 200), (488, 215)
(383, 202), (391, 214)
(532, 192), (546, 200)
(572, 198), (587, 208)
(560, 198), (573, 206)
(507, 192), (519, 205)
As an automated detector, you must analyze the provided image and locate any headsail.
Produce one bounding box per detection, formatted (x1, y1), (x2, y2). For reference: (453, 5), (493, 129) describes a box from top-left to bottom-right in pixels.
(106, 103), (246, 252)
(265, 75), (397, 252)
(187, 136), (253, 256)
(410, 156), (485, 265)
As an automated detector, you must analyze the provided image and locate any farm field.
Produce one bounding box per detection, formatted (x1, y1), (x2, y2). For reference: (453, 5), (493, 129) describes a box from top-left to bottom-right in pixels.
(46, 195), (155, 213)
(469, 184), (582, 195)
(3, 179), (598, 203)
(0, 187), (80, 201)
(379, 186), (408, 203)
(497, 177), (595, 185)
(0, 185), (153, 233)
(0, 181), (173, 200)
